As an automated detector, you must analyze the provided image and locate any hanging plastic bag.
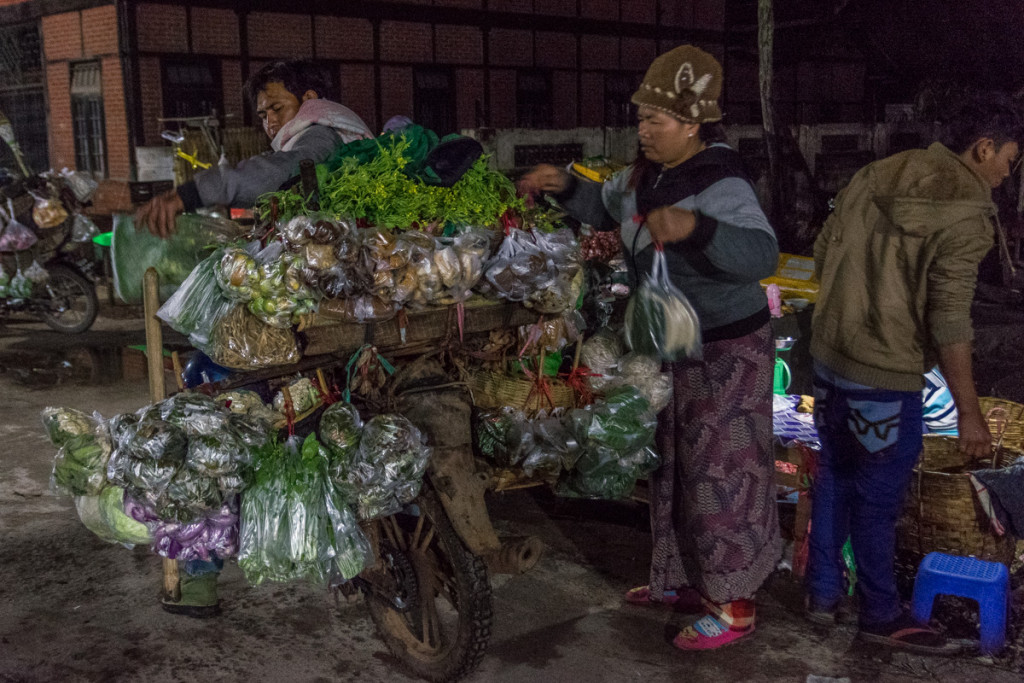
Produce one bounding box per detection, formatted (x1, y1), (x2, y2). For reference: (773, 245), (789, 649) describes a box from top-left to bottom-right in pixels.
(0, 198), (38, 252)
(31, 192), (68, 229)
(157, 249), (235, 348)
(61, 168), (99, 203)
(24, 259), (49, 284)
(8, 267), (32, 298)
(624, 245), (701, 361)
(70, 213), (100, 242)
(0, 263), (9, 297)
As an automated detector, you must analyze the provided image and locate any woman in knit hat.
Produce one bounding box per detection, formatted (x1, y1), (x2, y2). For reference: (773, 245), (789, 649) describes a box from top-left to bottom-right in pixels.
(521, 45), (781, 650)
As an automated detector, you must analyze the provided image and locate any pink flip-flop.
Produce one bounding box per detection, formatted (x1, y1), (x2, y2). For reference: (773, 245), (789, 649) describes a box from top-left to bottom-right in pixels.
(672, 614), (755, 651)
(624, 585), (703, 613)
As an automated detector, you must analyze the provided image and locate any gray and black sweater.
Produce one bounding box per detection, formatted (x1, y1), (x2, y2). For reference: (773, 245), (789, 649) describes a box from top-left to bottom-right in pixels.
(558, 143), (779, 341)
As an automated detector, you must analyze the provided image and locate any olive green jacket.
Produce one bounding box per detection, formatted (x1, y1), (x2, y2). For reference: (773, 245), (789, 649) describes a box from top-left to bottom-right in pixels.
(811, 142), (995, 391)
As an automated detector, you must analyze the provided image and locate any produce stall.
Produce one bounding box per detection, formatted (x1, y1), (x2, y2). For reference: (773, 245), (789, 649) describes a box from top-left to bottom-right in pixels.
(42, 126), (666, 682)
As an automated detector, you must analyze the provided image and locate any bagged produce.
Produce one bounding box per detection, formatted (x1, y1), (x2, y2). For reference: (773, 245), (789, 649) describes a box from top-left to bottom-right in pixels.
(580, 328), (624, 390)
(239, 435), (369, 584)
(7, 268), (31, 297)
(0, 263), (9, 296)
(0, 198), (37, 251)
(158, 249), (234, 347)
(127, 496), (239, 562)
(483, 228), (550, 302)
(70, 213), (100, 243)
(74, 486), (152, 546)
(336, 414), (431, 520)
(525, 228), (583, 314)
(558, 386), (659, 500)
(625, 247), (701, 360)
(319, 402), (362, 465)
(272, 377), (321, 416)
(111, 213), (240, 304)
(31, 192), (68, 228)
(43, 407), (112, 497)
(205, 305), (301, 370)
(24, 260), (48, 284)
(473, 407), (529, 467)
(215, 389), (282, 425)
(616, 352), (672, 415)
(521, 413), (579, 478)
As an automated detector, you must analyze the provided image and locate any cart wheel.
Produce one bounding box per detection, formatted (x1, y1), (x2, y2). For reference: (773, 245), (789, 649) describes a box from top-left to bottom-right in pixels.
(365, 488), (492, 682)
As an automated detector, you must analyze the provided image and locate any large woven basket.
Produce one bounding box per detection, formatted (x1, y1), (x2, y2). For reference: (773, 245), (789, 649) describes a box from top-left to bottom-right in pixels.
(896, 435), (1022, 568)
(465, 369), (575, 414)
(979, 396), (1024, 452)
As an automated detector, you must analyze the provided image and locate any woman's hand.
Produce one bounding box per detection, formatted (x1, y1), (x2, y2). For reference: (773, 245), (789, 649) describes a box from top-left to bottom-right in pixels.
(134, 189), (184, 239)
(646, 206), (698, 244)
(518, 164), (570, 196)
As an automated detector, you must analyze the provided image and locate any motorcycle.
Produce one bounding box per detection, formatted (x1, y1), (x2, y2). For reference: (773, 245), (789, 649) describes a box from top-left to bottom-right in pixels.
(0, 176), (100, 334)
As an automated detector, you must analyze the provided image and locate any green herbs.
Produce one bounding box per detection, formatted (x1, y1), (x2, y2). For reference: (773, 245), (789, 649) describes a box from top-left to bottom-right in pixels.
(257, 136), (524, 231)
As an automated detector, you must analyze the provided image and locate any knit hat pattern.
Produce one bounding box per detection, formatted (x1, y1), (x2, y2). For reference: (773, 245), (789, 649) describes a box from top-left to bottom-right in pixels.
(631, 45), (723, 123)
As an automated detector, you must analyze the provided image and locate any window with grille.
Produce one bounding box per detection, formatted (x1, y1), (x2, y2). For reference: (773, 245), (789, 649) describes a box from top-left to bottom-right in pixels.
(161, 59), (223, 120)
(516, 70), (552, 128)
(0, 22), (46, 174)
(71, 62), (106, 178)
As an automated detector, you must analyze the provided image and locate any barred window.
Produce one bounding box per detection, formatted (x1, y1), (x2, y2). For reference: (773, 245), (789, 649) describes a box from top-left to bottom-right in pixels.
(71, 62), (106, 178)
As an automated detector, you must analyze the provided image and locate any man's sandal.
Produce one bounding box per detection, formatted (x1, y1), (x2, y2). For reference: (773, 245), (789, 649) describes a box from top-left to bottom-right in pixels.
(858, 615), (962, 656)
(624, 585), (703, 613)
(672, 614), (755, 651)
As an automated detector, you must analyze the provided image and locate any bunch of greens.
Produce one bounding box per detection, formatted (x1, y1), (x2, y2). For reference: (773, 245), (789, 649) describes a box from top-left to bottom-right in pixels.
(74, 486), (152, 546)
(257, 134), (524, 231)
(238, 434), (369, 585)
(473, 407), (529, 468)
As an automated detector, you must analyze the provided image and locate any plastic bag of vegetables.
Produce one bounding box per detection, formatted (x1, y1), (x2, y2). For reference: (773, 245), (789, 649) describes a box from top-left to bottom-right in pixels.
(205, 305), (301, 370)
(319, 402), (362, 467)
(625, 245), (701, 361)
(74, 486), (152, 546)
(339, 414), (431, 520)
(239, 435), (368, 584)
(43, 407), (113, 497)
(157, 249), (235, 347)
(521, 413), (579, 479)
(473, 407), (528, 467)
(127, 496), (239, 562)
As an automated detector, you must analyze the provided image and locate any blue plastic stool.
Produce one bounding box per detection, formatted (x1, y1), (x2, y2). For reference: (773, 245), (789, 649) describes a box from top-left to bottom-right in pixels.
(910, 552), (1010, 654)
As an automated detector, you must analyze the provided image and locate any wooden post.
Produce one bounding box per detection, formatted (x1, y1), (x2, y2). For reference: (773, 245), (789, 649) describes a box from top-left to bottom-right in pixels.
(143, 268), (180, 601)
(171, 351), (185, 392)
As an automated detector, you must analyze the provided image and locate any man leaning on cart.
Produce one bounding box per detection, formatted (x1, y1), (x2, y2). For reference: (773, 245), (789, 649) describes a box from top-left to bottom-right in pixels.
(135, 59), (371, 617)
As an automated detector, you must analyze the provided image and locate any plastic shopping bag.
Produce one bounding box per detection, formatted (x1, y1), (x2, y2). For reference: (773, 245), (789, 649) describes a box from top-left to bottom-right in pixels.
(624, 245), (701, 361)
(0, 198), (38, 252)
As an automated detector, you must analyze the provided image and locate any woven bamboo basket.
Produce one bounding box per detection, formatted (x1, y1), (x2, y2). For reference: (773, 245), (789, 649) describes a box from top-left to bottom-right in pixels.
(896, 435), (1023, 568)
(465, 369), (576, 414)
(979, 396), (1024, 451)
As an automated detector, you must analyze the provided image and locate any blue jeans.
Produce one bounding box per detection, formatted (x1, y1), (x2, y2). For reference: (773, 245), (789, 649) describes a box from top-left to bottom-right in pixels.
(806, 363), (923, 626)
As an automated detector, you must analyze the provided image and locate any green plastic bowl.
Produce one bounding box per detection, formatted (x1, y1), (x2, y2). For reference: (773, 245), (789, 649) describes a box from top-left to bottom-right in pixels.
(93, 231), (113, 248)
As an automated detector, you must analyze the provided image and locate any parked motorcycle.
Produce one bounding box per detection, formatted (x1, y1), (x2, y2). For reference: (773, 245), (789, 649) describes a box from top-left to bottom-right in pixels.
(0, 173), (101, 334)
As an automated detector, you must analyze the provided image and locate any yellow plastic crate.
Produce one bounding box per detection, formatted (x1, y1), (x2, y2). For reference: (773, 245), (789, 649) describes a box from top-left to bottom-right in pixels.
(761, 253), (819, 303)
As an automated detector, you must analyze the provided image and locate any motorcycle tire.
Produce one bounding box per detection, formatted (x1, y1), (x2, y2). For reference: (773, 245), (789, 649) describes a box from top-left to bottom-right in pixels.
(365, 487), (493, 682)
(40, 264), (98, 334)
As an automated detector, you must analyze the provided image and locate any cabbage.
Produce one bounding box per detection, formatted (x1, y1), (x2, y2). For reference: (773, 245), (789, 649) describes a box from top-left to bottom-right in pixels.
(98, 486), (152, 545)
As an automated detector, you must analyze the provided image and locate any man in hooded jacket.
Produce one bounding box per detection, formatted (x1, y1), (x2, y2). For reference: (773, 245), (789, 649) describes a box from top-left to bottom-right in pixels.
(805, 92), (1023, 654)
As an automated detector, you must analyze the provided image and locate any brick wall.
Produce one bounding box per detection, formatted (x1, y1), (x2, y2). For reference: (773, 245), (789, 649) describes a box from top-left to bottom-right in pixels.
(489, 28), (533, 67)
(435, 24), (483, 65)
(191, 7), (240, 56)
(138, 57), (162, 146)
(580, 72), (605, 127)
(247, 12), (313, 59)
(552, 70), (577, 129)
(315, 16), (373, 61)
(455, 67), (484, 130)
(380, 21), (433, 63)
(380, 66), (414, 122)
(535, 31), (576, 69)
(135, 3), (187, 53)
(489, 69), (516, 128)
(221, 59), (244, 123)
(339, 64), (377, 131)
(42, 6), (130, 199)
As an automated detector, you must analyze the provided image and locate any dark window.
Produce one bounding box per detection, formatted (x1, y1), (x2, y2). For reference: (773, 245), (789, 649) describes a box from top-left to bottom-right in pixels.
(161, 59), (223, 119)
(604, 73), (635, 127)
(513, 143), (582, 168)
(516, 70), (552, 128)
(413, 67), (456, 135)
(0, 23), (46, 174)
(71, 62), (106, 178)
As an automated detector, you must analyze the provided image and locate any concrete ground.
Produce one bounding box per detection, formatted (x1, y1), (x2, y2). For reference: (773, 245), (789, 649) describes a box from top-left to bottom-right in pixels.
(1, 303), (1022, 683)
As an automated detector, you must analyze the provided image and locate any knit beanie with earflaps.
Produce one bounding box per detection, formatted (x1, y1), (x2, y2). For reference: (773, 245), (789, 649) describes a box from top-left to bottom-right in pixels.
(631, 45), (723, 123)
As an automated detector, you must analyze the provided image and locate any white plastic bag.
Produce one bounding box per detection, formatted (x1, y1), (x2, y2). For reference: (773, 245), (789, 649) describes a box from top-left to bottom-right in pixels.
(624, 246), (701, 361)
(0, 198), (38, 252)
(70, 213), (100, 242)
(24, 259), (49, 284)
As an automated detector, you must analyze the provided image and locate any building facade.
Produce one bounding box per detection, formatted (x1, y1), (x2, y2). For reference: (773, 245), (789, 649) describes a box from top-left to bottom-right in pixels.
(0, 0), (868, 212)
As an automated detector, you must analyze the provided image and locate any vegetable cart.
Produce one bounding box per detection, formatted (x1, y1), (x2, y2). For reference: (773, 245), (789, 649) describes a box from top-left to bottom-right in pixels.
(143, 269), (563, 682)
